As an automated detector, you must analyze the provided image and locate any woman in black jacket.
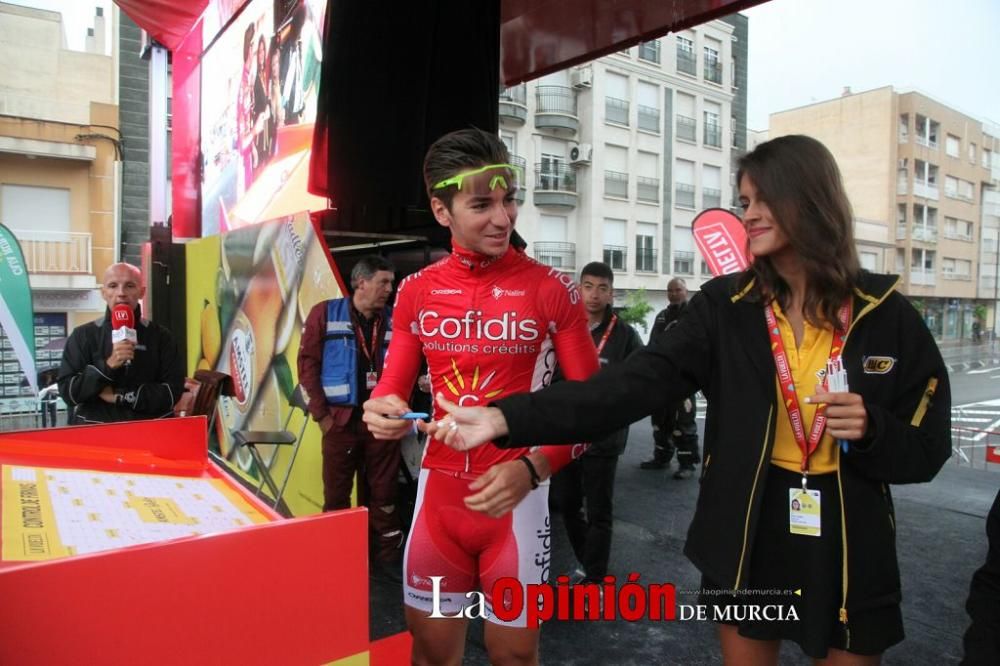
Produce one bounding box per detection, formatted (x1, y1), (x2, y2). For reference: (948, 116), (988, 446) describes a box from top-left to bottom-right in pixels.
(422, 135), (952, 664)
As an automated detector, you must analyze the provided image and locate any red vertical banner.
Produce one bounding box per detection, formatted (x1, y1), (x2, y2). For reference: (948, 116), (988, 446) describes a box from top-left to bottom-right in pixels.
(171, 18), (203, 239)
(692, 208), (750, 277)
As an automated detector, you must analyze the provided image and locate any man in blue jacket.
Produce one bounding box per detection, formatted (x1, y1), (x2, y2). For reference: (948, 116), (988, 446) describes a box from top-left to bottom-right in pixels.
(298, 255), (401, 572)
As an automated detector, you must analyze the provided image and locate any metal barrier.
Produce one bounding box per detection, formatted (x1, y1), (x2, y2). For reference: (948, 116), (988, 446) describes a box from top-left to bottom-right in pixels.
(0, 399), (66, 431)
(950, 422), (1000, 472)
(0, 407), (41, 431)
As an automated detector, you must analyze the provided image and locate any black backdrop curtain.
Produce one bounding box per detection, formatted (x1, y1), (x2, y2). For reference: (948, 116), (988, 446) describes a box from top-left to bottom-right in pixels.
(309, 1), (500, 242)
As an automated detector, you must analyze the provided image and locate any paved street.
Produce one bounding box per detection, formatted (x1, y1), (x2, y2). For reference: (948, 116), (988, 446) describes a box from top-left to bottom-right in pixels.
(370, 364), (1000, 664)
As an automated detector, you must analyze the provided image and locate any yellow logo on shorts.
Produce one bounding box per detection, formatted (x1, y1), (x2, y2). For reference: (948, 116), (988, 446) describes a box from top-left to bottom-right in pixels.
(862, 356), (896, 374)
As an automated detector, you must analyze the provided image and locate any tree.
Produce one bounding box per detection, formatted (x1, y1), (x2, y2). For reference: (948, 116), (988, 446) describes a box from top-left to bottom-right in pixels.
(618, 287), (654, 333)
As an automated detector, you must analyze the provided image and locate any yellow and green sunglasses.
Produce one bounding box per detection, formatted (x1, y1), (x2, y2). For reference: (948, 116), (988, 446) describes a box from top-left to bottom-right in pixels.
(432, 163), (523, 193)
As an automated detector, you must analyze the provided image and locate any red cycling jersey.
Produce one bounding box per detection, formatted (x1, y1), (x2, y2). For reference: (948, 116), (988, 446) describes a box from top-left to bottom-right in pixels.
(372, 242), (599, 475)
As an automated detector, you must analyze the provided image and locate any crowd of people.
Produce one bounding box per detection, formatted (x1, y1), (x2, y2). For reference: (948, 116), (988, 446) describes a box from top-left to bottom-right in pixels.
(50, 127), (999, 665)
(359, 129), (983, 665)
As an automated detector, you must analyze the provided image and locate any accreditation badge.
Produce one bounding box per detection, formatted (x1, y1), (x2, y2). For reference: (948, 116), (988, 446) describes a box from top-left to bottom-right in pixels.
(788, 488), (822, 537)
(366, 371), (378, 390)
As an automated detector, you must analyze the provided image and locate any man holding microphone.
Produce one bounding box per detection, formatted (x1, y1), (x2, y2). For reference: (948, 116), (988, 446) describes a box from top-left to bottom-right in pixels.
(58, 262), (183, 424)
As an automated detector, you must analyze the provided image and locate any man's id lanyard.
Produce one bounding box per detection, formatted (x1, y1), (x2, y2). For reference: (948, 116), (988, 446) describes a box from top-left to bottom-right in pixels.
(594, 314), (618, 356)
(764, 299), (851, 490)
(352, 310), (381, 390)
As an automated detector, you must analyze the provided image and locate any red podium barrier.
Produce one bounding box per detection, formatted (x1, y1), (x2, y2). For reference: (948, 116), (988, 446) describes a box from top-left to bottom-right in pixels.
(0, 418), (370, 665)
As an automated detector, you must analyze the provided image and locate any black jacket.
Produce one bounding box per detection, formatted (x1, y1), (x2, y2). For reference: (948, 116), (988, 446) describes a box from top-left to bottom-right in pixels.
(496, 271), (951, 635)
(649, 301), (688, 343)
(58, 307), (184, 424)
(557, 307), (642, 457)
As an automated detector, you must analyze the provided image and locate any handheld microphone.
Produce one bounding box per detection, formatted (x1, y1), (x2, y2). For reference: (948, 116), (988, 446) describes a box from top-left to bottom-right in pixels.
(111, 304), (137, 366)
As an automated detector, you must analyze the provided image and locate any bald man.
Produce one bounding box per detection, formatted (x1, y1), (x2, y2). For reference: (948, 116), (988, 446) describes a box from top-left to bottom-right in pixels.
(58, 263), (184, 424)
(640, 278), (701, 478)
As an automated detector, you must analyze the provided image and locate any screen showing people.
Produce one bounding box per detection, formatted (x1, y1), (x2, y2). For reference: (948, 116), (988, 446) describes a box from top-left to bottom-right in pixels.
(200, 0), (325, 235)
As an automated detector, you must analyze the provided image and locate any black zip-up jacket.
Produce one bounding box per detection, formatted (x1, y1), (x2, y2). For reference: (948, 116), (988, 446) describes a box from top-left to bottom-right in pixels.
(554, 306), (643, 457)
(58, 307), (184, 424)
(496, 271), (951, 636)
(649, 301), (687, 343)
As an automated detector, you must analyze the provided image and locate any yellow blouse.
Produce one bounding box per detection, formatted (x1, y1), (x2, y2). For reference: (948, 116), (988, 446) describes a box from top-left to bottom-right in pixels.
(769, 301), (838, 474)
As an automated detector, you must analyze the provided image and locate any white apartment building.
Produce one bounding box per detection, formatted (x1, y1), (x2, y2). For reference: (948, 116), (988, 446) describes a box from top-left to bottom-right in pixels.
(499, 17), (746, 326)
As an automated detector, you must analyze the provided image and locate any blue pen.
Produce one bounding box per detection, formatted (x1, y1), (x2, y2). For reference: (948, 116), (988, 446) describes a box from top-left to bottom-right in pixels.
(385, 412), (429, 420)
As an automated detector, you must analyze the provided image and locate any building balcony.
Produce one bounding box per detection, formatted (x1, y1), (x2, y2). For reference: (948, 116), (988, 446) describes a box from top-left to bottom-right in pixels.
(13, 230), (92, 275)
(676, 51), (696, 76)
(499, 84), (528, 125)
(910, 269), (936, 286)
(534, 241), (576, 272)
(638, 40), (661, 64)
(704, 60), (723, 84)
(703, 187), (722, 209)
(535, 85), (578, 134)
(912, 224), (938, 243)
(603, 245), (627, 271)
(673, 250), (695, 275)
(675, 183), (696, 209)
(534, 163), (578, 208)
(604, 170), (629, 198)
(635, 248), (658, 273)
(704, 124), (722, 148)
(605, 96), (629, 126)
(637, 105), (660, 133)
(915, 135), (938, 150)
(942, 270), (972, 282)
(637, 176), (660, 203)
(509, 154), (527, 204)
(676, 115), (696, 143)
(913, 178), (939, 200)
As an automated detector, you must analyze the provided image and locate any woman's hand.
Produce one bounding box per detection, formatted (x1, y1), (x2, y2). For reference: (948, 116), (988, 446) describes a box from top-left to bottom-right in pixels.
(418, 394), (509, 451)
(807, 386), (869, 441)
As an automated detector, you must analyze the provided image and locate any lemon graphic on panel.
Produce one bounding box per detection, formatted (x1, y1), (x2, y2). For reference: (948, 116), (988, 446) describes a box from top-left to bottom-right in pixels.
(201, 298), (222, 367)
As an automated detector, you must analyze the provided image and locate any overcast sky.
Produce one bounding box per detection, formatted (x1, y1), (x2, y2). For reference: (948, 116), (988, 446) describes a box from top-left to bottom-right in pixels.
(9, 0), (1000, 132)
(7, 0), (112, 53)
(743, 0), (1000, 130)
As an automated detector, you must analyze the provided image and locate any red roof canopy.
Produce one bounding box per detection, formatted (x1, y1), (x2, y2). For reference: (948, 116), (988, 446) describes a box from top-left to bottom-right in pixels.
(499, 0), (766, 84)
(115, 0), (209, 52)
(115, 0), (766, 82)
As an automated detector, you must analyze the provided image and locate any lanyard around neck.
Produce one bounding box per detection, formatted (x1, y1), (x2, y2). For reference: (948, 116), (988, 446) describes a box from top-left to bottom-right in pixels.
(351, 309), (381, 369)
(595, 314), (618, 356)
(765, 299), (851, 477)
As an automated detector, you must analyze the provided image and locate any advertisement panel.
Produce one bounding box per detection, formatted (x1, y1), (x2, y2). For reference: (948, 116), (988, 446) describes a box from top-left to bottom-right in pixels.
(0, 224), (36, 394)
(200, 0), (327, 236)
(186, 212), (341, 515)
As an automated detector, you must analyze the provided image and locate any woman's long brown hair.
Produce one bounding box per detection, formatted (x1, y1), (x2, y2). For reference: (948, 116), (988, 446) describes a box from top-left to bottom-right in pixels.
(735, 135), (861, 330)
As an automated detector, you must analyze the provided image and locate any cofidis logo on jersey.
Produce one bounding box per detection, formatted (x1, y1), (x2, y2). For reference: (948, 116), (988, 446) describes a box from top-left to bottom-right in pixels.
(419, 310), (540, 342)
(418, 309), (542, 356)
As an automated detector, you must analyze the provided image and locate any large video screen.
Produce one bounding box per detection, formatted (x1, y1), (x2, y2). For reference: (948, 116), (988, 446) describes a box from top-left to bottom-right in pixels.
(200, 0), (327, 236)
